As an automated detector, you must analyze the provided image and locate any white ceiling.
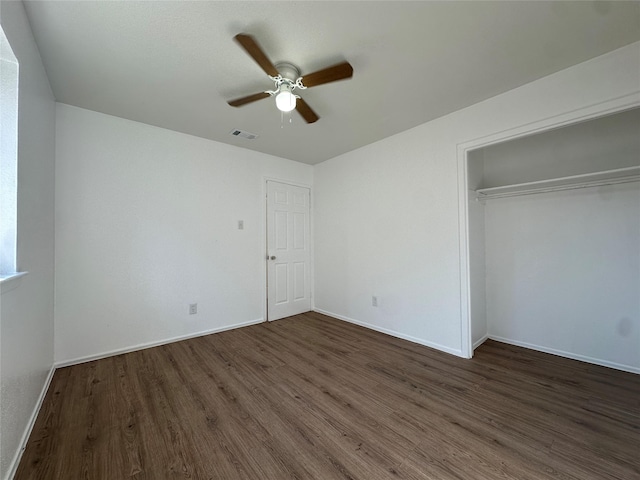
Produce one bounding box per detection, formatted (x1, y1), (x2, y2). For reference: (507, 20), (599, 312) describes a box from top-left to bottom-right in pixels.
(22, 1), (640, 165)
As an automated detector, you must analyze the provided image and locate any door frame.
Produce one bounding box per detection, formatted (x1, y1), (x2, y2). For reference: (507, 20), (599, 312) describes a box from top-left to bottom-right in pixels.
(262, 177), (314, 322)
(456, 93), (640, 359)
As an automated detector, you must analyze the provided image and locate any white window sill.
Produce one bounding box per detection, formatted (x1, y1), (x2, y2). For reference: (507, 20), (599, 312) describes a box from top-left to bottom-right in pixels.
(0, 271), (29, 295)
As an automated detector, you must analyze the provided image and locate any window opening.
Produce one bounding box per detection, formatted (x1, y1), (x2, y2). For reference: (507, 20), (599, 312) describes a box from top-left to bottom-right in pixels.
(1, 26), (19, 277)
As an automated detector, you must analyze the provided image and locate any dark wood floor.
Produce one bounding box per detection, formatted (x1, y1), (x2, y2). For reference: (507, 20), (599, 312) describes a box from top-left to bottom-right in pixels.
(16, 312), (640, 479)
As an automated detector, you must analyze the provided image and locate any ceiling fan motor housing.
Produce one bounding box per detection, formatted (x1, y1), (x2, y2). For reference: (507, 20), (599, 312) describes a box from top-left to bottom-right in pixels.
(275, 62), (301, 82)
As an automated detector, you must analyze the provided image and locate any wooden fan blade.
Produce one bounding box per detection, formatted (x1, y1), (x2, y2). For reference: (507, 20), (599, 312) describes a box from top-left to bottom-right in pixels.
(295, 97), (319, 124)
(228, 92), (270, 107)
(301, 61), (353, 88)
(234, 34), (279, 77)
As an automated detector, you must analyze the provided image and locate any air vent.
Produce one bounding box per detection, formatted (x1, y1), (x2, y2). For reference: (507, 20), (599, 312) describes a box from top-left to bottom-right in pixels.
(229, 129), (258, 140)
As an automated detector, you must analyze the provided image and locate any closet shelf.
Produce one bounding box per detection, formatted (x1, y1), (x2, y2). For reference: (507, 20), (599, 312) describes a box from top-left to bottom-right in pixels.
(475, 165), (640, 200)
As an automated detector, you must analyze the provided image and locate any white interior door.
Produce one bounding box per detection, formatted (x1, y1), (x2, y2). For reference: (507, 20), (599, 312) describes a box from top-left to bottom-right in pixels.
(266, 181), (311, 321)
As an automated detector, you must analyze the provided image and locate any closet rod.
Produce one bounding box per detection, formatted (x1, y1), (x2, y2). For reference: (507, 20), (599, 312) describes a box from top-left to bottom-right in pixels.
(475, 165), (640, 200)
(476, 175), (639, 200)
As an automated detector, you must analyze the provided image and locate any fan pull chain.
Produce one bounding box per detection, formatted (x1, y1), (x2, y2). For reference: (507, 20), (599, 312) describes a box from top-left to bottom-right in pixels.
(280, 111), (294, 128)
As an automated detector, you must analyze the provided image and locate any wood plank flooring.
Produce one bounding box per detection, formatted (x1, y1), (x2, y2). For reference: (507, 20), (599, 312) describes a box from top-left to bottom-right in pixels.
(16, 312), (640, 479)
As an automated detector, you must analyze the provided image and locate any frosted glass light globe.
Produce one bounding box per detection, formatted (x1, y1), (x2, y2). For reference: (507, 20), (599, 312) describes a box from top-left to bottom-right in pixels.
(275, 85), (296, 112)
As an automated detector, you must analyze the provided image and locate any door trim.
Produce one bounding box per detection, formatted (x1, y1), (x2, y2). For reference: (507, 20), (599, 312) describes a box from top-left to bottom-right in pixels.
(262, 177), (313, 322)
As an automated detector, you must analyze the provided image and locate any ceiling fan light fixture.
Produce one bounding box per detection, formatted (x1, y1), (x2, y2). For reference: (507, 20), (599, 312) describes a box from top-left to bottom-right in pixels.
(228, 34), (352, 123)
(275, 83), (296, 112)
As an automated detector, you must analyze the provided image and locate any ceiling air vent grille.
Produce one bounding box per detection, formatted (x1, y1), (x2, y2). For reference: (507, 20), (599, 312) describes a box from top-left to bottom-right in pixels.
(229, 129), (258, 140)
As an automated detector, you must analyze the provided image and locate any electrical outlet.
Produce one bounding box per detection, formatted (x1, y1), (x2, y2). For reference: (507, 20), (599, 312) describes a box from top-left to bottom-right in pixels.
(238, 220), (244, 230)
(372, 296), (378, 307)
(189, 303), (197, 315)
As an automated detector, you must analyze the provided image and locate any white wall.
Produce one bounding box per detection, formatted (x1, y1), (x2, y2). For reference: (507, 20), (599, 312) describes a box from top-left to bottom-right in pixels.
(0, 1), (56, 478)
(314, 133), (465, 355)
(313, 42), (640, 357)
(485, 183), (639, 372)
(55, 104), (312, 364)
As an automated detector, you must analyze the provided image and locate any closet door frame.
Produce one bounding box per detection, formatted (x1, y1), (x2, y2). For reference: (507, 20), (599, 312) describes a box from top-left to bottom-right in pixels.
(456, 94), (640, 359)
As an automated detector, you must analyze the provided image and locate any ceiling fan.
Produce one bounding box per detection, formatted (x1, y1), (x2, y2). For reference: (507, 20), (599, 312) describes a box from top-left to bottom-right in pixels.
(227, 34), (354, 124)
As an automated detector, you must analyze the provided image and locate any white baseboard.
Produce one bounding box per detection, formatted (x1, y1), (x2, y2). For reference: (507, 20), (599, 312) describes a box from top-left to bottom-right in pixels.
(55, 318), (265, 368)
(7, 364), (56, 480)
(473, 334), (489, 350)
(488, 335), (640, 375)
(313, 308), (464, 358)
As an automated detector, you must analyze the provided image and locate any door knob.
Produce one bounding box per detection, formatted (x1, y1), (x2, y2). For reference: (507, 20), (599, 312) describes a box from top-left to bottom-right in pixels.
(270, 256), (276, 260)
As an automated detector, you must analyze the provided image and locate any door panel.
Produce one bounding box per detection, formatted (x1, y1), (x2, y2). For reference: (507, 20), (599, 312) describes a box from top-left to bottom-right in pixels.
(275, 263), (288, 304)
(267, 181), (311, 321)
(293, 262), (306, 300)
(276, 211), (288, 249)
(293, 213), (305, 249)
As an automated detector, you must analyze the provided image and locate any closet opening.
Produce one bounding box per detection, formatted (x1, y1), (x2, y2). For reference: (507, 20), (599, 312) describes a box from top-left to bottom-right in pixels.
(462, 107), (640, 373)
